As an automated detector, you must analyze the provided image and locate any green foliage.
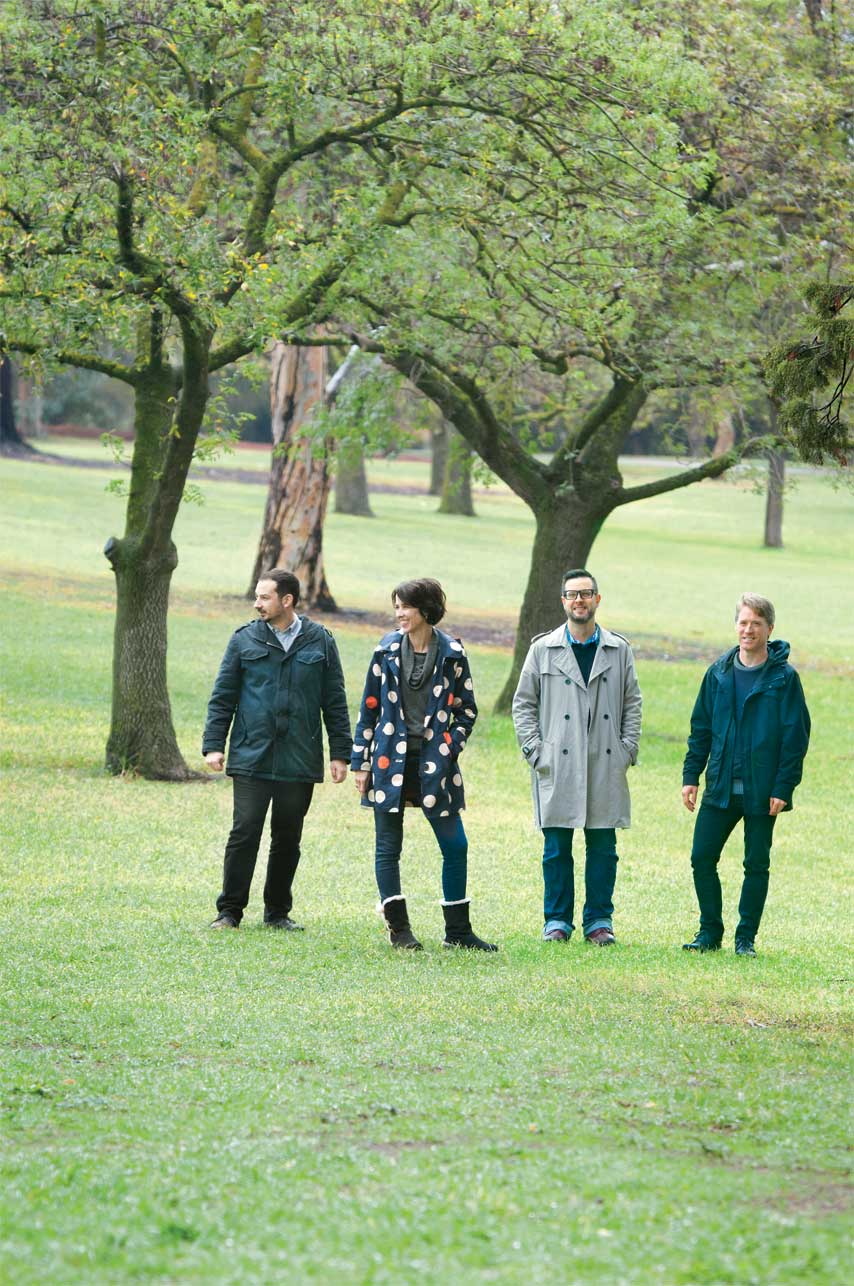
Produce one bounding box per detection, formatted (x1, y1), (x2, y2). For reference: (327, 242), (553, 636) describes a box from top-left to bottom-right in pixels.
(765, 283), (853, 465)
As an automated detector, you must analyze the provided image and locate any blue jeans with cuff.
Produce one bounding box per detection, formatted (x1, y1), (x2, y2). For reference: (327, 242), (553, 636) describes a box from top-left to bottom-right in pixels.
(542, 826), (618, 938)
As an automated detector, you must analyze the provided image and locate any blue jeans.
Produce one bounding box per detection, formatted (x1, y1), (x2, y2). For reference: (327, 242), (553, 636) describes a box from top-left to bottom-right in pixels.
(542, 826), (618, 937)
(374, 808), (468, 903)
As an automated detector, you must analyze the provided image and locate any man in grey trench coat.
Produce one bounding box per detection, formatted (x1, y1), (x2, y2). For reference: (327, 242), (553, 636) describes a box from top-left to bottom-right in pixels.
(512, 568), (642, 944)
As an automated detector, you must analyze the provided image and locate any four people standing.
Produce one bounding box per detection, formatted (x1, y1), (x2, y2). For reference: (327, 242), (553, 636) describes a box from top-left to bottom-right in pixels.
(511, 569), (642, 945)
(203, 568), (809, 955)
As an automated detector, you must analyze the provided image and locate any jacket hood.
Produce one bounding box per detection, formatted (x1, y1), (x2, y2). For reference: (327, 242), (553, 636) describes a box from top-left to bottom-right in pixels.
(717, 637), (791, 672)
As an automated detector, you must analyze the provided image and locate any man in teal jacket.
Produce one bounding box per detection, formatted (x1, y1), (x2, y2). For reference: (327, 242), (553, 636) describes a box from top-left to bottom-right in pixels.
(203, 570), (352, 930)
(681, 593), (810, 956)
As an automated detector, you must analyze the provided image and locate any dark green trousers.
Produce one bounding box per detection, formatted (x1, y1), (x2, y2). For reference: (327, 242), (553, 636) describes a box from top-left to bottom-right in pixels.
(690, 797), (777, 943)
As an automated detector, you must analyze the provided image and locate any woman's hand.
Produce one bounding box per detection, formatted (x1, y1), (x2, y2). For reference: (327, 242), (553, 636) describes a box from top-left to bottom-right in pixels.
(354, 769), (370, 795)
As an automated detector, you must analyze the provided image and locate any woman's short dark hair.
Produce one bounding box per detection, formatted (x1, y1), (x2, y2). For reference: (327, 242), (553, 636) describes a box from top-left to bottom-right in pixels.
(259, 568), (301, 606)
(392, 578), (446, 625)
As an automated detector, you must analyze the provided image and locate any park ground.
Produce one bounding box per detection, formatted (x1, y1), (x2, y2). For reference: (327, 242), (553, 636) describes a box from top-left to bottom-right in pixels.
(0, 442), (852, 1284)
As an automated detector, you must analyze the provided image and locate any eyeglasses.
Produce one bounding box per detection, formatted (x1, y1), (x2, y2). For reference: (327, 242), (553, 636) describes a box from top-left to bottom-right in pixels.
(563, 589), (595, 601)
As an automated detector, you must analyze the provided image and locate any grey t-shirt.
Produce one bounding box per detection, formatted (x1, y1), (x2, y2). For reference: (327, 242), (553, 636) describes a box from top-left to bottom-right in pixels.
(400, 631), (438, 743)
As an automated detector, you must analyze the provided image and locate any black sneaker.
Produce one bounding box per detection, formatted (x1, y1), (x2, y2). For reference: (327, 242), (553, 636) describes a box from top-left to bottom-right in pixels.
(264, 916), (305, 931)
(735, 938), (757, 957)
(682, 934), (721, 952)
(210, 913), (239, 930)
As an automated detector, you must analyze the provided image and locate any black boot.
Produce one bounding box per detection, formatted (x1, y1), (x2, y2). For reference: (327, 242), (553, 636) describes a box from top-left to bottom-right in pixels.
(382, 897), (422, 950)
(441, 900), (498, 952)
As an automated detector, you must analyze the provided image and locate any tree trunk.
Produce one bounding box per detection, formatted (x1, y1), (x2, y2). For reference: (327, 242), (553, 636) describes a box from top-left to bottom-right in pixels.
(763, 447), (785, 548)
(0, 356), (33, 454)
(494, 495), (607, 713)
(103, 347), (203, 780)
(438, 429), (475, 516)
(334, 439), (374, 516)
(429, 422), (449, 494)
(250, 343), (336, 610)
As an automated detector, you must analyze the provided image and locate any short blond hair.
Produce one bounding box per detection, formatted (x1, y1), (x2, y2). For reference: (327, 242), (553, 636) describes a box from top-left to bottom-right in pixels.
(735, 593), (775, 629)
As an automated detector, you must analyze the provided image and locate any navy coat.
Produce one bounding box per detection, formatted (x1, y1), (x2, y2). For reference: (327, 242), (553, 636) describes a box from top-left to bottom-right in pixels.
(202, 618), (352, 781)
(682, 639), (810, 813)
(350, 629), (477, 817)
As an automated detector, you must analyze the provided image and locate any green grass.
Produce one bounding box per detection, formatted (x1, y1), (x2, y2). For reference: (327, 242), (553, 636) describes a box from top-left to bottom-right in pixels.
(0, 444), (852, 1283)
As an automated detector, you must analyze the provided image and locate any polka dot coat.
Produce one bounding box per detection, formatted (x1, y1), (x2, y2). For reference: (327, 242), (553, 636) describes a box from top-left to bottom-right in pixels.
(351, 629), (477, 818)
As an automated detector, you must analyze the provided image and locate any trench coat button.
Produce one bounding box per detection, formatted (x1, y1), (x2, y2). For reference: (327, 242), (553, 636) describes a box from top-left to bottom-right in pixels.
(564, 678), (571, 685)
(606, 748), (611, 755)
(603, 713), (609, 720)
(562, 748), (568, 755)
(564, 714), (570, 720)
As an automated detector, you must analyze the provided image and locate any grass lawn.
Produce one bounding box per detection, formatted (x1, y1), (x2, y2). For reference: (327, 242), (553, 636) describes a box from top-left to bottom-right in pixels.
(0, 443), (852, 1283)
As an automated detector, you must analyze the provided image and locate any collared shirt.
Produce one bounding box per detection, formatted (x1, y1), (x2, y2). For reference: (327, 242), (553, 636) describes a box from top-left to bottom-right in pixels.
(565, 624), (600, 649)
(268, 614), (302, 653)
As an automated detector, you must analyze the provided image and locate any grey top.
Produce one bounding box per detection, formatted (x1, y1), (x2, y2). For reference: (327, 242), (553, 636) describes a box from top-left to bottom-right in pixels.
(400, 631), (438, 743)
(268, 615), (303, 653)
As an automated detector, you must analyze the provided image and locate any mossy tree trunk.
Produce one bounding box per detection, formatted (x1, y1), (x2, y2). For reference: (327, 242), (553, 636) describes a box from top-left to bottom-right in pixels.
(334, 439), (374, 516)
(429, 422), (449, 495)
(764, 447), (785, 548)
(438, 429), (475, 516)
(104, 313), (211, 779)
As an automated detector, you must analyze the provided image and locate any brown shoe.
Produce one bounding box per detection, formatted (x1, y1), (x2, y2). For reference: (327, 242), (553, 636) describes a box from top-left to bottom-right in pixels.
(585, 927), (616, 946)
(209, 914), (239, 930)
(543, 927), (570, 942)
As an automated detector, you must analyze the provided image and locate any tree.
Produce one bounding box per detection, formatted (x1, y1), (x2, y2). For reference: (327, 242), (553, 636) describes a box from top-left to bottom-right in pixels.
(250, 342), (336, 608)
(438, 429), (476, 517)
(304, 0), (852, 708)
(3, 0), (632, 773)
(0, 357), (31, 454)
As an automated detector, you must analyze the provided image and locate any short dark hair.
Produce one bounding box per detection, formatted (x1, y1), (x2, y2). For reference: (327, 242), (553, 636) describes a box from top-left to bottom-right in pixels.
(259, 568), (301, 606)
(561, 568), (598, 595)
(392, 578), (446, 625)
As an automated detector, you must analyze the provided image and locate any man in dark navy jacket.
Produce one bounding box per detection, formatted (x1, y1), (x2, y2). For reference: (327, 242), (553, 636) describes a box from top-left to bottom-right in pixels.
(681, 593), (810, 956)
(203, 570), (351, 930)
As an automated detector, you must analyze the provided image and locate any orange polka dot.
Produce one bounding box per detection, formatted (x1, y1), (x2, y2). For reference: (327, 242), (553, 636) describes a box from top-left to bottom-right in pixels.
(366, 696), (379, 709)
(447, 693), (454, 705)
(377, 755), (390, 769)
(444, 732), (452, 744)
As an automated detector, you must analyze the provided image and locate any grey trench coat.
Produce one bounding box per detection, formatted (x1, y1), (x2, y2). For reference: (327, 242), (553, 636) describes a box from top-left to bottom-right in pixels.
(512, 624), (642, 829)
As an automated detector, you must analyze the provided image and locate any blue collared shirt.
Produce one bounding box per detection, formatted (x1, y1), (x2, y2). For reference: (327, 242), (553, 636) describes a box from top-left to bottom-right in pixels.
(565, 624), (600, 648)
(268, 615), (302, 652)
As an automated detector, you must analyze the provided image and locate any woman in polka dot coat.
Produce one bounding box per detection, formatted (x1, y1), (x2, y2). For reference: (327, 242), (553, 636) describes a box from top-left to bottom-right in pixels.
(352, 578), (497, 952)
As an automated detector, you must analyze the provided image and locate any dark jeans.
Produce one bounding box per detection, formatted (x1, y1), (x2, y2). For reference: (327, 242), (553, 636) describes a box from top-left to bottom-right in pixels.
(690, 797), (777, 943)
(216, 775), (314, 923)
(542, 827), (618, 936)
(374, 809), (468, 903)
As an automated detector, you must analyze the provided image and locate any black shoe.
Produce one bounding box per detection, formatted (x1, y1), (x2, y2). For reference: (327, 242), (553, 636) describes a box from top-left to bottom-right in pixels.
(442, 900), (498, 952)
(682, 934), (721, 952)
(265, 916), (304, 931)
(382, 897), (423, 950)
(210, 913), (239, 930)
(735, 938), (757, 957)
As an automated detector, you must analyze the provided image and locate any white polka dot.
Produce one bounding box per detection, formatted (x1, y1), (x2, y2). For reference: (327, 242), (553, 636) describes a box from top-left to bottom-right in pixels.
(383, 722), (395, 735)
(388, 691), (398, 703)
(464, 678), (473, 690)
(391, 773), (404, 786)
(389, 807), (399, 813)
(367, 790), (375, 802)
(423, 794), (436, 808)
(440, 778), (446, 790)
(464, 708), (475, 718)
(453, 773), (462, 786)
(433, 684), (442, 697)
(374, 790), (386, 802)
(424, 728), (434, 741)
(440, 810), (449, 817)
(372, 663), (381, 676)
(395, 741), (407, 754)
(443, 677), (450, 689)
(381, 673), (387, 684)
(390, 641), (400, 651)
(439, 743), (450, 757)
(437, 710), (448, 723)
(353, 744), (363, 753)
(454, 665), (462, 678)
(364, 728), (373, 741)
(453, 697), (462, 707)
(391, 657), (399, 667)
(424, 762), (436, 774)
(450, 641), (462, 651)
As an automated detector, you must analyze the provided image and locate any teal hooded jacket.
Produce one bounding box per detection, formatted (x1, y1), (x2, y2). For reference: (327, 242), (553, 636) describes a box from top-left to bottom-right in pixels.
(682, 639), (810, 813)
(202, 618), (352, 781)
